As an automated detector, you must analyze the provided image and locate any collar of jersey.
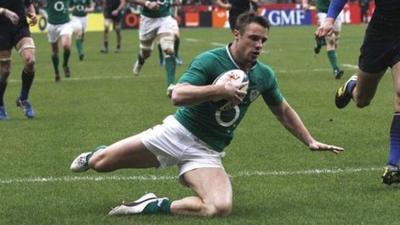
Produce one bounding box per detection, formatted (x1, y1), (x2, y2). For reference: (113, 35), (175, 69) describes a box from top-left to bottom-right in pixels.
(225, 44), (257, 72)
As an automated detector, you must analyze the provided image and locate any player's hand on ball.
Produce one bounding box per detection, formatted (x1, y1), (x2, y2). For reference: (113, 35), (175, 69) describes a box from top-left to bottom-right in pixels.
(309, 141), (344, 154)
(222, 81), (247, 105)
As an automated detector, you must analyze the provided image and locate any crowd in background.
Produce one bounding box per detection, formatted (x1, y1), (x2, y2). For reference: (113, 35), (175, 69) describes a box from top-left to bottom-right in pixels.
(34, 0), (372, 14)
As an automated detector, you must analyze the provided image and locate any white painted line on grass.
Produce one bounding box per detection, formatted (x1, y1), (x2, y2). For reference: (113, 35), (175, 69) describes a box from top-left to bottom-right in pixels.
(210, 42), (226, 47)
(0, 167), (381, 185)
(7, 67), (339, 83)
(343, 64), (358, 69)
(184, 38), (200, 42)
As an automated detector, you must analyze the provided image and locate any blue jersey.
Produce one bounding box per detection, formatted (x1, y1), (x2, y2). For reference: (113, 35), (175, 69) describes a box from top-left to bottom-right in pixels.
(328, 0), (400, 23)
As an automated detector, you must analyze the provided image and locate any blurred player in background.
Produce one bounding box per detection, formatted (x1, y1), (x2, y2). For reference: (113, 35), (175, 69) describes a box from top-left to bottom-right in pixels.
(214, 0), (259, 31)
(0, 0), (37, 120)
(157, 0), (183, 67)
(70, 0), (95, 60)
(131, 0), (179, 91)
(71, 12), (343, 217)
(45, 0), (74, 82)
(303, 0), (344, 79)
(100, 0), (126, 53)
(316, 0), (400, 184)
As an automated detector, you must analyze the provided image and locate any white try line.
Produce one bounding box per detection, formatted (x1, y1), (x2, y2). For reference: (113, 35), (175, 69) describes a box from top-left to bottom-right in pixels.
(0, 167), (381, 185)
(7, 66), (349, 83)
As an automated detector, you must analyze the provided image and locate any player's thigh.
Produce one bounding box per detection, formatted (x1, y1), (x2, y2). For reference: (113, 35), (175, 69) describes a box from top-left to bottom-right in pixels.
(355, 69), (385, 101)
(59, 24), (73, 47)
(47, 24), (61, 44)
(183, 168), (232, 208)
(0, 50), (11, 76)
(391, 62), (400, 110)
(104, 18), (113, 30)
(93, 134), (160, 169)
(158, 32), (175, 54)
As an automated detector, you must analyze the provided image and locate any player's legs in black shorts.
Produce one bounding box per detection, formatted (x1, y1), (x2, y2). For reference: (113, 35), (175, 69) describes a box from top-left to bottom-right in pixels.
(0, 24), (34, 119)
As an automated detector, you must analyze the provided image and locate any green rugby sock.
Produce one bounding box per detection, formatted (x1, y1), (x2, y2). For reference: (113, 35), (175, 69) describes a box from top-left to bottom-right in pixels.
(76, 39), (83, 55)
(174, 38), (180, 58)
(143, 198), (171, 214)
(165, 56), (176, 86)
(327, 50), (340, 71)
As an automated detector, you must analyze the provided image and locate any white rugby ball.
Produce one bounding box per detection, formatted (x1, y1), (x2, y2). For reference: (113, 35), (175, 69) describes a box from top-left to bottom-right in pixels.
(212, 69), (249, 110)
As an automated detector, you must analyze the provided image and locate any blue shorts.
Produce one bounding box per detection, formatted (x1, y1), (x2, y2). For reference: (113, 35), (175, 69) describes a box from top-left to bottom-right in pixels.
(359, 16), (400, 73)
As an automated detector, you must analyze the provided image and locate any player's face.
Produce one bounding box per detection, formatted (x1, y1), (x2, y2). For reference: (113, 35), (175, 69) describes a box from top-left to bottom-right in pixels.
(236, 23), (268, 64)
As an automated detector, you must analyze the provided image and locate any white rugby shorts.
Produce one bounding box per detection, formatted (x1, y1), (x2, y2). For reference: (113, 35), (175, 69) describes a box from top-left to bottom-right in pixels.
(139, 115), (224, 176)
(47, 22), (74, 43)
(71, 16), (87, 32)
(139, 15), (179, 41)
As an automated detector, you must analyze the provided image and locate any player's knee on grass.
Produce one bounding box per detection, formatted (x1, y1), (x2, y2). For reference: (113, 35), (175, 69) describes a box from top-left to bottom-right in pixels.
(203, 200), (232, 217)
(160, 35), (175, 56)
(325, 33), (337, 51)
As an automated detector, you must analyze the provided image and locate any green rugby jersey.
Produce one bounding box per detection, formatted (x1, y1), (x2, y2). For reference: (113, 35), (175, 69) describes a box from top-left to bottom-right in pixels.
(71, 0), (92, 17)
(174, 45), (284, 152)
(141, 0), (173, 18)
(316, 0), (330, 13)
(46, 0), (70, 24)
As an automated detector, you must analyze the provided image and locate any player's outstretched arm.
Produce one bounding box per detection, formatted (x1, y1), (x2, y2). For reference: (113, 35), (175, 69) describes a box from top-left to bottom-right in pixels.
(269, 100), (344, 154)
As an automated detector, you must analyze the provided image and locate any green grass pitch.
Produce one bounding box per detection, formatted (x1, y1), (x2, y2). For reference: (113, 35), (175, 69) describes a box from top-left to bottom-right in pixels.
(1, 25), (400, 225)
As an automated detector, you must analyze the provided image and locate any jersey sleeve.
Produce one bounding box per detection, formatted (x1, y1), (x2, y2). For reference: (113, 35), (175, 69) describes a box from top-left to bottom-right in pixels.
(260, 66), (284, 106)
(177, 52), (214, 85)
(327, 0), (347, 19)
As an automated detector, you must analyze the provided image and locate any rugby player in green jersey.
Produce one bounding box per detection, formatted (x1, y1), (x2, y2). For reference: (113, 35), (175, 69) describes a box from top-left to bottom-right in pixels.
(303, 0), (344, 79)
(131, 0), (179, 91)
(45, 0), (74, 82)
(71, 12), (344, 217)
(70, 0), (95, 60)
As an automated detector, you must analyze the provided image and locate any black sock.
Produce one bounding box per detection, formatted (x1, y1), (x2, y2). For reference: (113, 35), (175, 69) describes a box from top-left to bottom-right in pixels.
(20, 70), (34, 101)
(0, 79), (7, 106)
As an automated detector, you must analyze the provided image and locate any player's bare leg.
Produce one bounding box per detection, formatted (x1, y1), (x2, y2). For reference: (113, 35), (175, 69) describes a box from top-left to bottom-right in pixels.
(16, 37), (36, 118)
(383, 62), (400, 185)
(61, 34), (72, 78)
(51, 42), (60, 82)
(0, 50), (11, 119)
